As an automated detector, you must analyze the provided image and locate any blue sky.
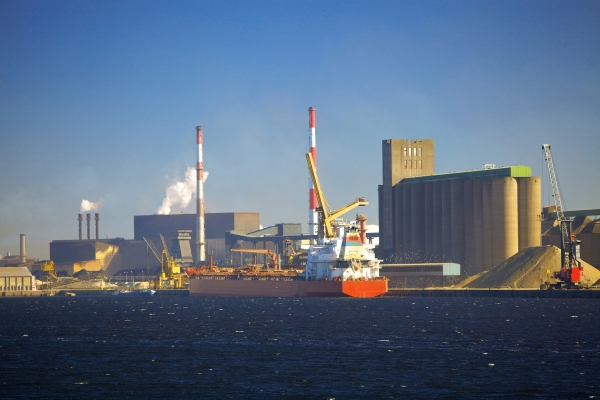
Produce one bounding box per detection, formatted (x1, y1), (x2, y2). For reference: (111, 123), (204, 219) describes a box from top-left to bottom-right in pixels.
(1, 0), (599, 260)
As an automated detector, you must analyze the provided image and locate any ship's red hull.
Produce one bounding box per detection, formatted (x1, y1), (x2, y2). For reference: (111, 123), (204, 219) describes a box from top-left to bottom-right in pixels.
(188, 278), (387, 298)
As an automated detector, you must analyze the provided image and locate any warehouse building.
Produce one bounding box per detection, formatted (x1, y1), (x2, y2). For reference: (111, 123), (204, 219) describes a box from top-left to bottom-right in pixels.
(0, 266), (36, 292)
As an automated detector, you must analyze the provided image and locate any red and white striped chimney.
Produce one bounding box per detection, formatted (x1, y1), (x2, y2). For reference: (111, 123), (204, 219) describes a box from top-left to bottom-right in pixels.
(196, 126), (205, 263)
(308, 107), (318, 236)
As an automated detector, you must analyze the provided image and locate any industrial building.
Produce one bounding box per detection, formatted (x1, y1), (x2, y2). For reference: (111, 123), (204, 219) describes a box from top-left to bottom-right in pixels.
(0, 267), (36, 292)
(48, 212), (260, 276)
(379, 139), (435, 254)
(378, 138), (541, 275)
(134, 212), (260, 263)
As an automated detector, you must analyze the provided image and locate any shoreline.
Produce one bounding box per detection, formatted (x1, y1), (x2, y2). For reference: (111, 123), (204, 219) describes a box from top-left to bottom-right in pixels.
(2, 287), (600, 298)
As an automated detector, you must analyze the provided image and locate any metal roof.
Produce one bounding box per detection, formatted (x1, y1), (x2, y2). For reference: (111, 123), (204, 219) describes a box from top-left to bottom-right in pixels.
(400, 165), (532, 184)
(0, 266), (33, 277)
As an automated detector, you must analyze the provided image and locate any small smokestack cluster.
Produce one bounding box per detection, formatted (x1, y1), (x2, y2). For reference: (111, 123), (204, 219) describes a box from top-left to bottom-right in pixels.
(196, 126), (205, 263)
(78, 213), (100, 240)
(20, 234), (26, 263)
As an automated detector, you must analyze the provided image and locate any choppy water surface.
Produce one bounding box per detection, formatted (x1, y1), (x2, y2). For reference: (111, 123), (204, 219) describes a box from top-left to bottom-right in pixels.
(1, 296), (599, 399)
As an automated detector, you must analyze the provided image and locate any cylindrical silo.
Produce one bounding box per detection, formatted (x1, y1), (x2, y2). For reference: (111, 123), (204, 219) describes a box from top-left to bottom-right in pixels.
(482, 178), (493, 270)
(402, 183), (412, 255)
(450, 179), (465, 264)
(472, 179), (484, 273)
(517, 177), (542, 249)
(491, 177), (519, 268)
(394, 184), (404, 256)
(463, 179), (474, 270)
(441, 180), (452, 261)
(411, 182), (425, 256)
(424, 181), (434, 258)
(432, 180), (443, 260)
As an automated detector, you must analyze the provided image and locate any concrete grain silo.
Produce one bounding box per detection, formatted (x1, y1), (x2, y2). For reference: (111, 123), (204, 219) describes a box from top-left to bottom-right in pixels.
(432, 180), (443, 259)
(472, 179), (484, 271)
(450, 179), (465, 264)
(394, 184), (404, 255)
(463, 179), (474, 269)
(402, 183), (412, 253)
(491, 177), (519, 268)
(424, 181), (434, 256)
(482, 178), (494, 270)
(441, 180), (452, 259)
(411, 182), (425, 255)
(517, 177), (541, 249)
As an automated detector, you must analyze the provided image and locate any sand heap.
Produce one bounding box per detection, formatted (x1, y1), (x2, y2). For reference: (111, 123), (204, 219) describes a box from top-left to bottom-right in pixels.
(461, 246), (600, 289)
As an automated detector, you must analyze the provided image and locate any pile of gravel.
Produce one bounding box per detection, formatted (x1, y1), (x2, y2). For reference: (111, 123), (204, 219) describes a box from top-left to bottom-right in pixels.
(461, 246), (600, 289)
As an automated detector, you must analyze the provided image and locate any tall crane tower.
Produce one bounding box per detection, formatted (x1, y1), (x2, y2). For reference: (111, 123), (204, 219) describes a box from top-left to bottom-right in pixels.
(542, 144), (583, 288)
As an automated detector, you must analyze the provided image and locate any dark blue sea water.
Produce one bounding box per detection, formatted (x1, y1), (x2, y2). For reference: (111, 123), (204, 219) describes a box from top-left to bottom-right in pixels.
(1, 296), (599, 399)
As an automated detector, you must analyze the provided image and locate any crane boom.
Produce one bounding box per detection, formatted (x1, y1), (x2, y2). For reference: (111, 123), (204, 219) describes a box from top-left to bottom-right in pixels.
(159, 234), (171, 258)
(542, 144), (568, 241)
(143, 237), (162, 264)
(305, 152), (368, 239)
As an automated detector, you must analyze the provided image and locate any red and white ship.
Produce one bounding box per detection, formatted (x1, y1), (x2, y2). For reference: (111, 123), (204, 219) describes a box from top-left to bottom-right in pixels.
(186, 222), (387, 298)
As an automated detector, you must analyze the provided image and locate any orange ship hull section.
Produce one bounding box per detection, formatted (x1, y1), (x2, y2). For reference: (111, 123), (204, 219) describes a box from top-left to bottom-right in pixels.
(189, 279), (387, 298)
(341, 280), (388, 298)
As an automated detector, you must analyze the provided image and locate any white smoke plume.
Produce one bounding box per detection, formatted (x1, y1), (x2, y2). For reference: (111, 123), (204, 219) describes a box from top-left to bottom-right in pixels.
(157, 166), (209, 215)
(80, 199), (104, 213)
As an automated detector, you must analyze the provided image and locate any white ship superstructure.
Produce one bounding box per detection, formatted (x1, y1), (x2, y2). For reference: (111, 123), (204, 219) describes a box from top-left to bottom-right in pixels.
(305, 223), (381, 281)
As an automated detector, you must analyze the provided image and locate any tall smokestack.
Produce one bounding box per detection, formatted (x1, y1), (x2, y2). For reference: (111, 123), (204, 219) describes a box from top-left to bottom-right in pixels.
(196, 126), (205, 263)
(86, 214), (91, 240)
(78, 214), (83, 240)
(308, 107), (318, 236)
(95, 213), (100, 240)
(20, 234), (26, 263)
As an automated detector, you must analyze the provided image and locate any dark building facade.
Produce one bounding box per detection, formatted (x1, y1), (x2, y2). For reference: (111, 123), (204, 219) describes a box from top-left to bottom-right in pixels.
(379, 139), (435, 256)
(134, 212), (260, 263)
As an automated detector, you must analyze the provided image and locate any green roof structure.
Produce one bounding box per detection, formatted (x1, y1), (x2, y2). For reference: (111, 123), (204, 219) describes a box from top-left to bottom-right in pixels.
(400, 165), (532, 183)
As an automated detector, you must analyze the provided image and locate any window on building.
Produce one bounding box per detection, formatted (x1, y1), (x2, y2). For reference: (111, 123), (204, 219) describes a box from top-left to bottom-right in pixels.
(418, 147), (422, 157)
(408, 147), (412, 157)
(403, 147), (407, 157)
(414, 147), (416, 156)
(404, 160), (408, 169)
(409, 160), (412, 169)
(419, 160), (422, 169)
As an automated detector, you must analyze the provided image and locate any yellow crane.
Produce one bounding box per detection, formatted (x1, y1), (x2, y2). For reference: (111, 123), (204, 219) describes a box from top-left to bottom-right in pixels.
(42, 260), (59, 280)
(305, 152), (368, 239)
(144, 235), (182, 289)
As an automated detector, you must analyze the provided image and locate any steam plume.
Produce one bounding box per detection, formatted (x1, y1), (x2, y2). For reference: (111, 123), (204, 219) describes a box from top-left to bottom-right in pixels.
(81, 199), (104, 213)
(157, 166), (209, 215)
